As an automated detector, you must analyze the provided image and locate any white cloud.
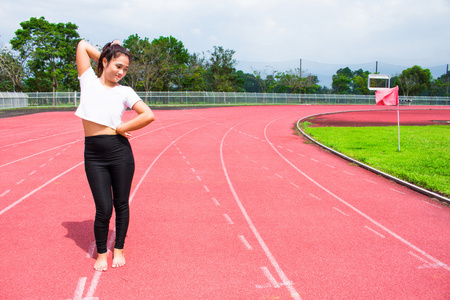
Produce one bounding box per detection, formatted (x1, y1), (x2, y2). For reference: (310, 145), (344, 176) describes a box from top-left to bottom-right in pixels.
(1, 0), (449, 82)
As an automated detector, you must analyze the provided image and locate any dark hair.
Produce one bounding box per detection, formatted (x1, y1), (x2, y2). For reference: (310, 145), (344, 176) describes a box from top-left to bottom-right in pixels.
(97, 42), (132, 76)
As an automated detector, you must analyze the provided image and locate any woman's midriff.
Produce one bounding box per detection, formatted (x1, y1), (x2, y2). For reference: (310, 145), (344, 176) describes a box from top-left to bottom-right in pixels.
(82, 119), (117, 136)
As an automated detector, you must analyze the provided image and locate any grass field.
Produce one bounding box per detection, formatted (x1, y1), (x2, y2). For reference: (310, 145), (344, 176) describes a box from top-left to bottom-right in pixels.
(302, 124), (450, 197)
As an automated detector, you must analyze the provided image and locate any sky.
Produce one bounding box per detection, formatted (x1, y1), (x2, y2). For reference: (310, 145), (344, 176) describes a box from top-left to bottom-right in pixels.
(1, 0), (449, 87)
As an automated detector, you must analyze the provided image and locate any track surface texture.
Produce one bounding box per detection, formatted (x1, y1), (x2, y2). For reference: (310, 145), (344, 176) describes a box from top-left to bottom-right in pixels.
(0, 105), (449, 299)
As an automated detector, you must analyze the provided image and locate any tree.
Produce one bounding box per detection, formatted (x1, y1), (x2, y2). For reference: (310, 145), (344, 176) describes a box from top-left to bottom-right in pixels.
(332, 67), (352, 94)
(394, 65), (432, 96)
(352, 69), (370, 95)
(0, 46), (24, 91)
(10, 17), (80, 93)
(206, 46), (241, 92)
(270, 69), (319, 94)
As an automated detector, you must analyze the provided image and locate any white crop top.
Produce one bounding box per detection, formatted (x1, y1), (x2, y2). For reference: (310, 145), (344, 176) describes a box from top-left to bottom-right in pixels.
(75, 67), (141, 129)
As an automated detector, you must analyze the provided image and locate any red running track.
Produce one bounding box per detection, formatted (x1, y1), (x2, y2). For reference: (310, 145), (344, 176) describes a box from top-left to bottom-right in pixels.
(0, 106), (449, 299)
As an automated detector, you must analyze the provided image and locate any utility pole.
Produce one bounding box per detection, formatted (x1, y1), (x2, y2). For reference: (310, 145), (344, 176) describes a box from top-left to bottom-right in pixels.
(299, 59), (302, 78)
(447, 64), (449, 96)
(375, 61), (378, 73)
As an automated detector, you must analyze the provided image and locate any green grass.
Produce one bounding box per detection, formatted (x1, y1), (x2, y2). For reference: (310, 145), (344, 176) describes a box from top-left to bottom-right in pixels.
(302, 124), (450, 197)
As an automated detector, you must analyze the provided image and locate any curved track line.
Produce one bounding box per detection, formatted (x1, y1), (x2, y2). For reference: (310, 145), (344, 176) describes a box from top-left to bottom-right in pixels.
(0, 162), (84, 216)
(220, 120), (301, 300)
(263, 117), (450, 272)
(0, 129), (82, 149)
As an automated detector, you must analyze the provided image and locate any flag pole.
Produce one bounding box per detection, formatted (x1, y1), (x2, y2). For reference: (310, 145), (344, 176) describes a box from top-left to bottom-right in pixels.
(397, 100), (400, 151)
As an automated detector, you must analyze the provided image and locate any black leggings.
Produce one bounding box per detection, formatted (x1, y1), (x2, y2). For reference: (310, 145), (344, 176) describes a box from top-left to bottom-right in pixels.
(84, 135), (135, 254)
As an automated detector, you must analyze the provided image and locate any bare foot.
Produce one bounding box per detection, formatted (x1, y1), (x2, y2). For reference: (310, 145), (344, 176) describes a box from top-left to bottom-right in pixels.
(94, 253), (108, 271)
(112, 248), (126, 268)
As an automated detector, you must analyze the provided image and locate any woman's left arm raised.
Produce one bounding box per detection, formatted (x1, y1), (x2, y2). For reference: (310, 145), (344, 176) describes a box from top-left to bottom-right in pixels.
(116, 101), (155, 138)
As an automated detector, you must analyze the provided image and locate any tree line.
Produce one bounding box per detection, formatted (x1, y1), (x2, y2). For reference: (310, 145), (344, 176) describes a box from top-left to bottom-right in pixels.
(1, 17), (449, 96)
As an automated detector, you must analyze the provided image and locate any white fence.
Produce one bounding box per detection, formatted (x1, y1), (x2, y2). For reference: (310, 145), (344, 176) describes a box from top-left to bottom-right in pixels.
(0, 92), (29, 109)
(8, 91), (450, 107)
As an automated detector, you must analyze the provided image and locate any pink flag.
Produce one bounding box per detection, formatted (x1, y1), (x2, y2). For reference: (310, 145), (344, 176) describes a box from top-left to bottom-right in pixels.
(375, 86), (399, 106)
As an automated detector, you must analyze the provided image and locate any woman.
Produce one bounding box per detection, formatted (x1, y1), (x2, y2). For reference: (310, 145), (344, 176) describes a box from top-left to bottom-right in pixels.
(75, 39), (154, 271)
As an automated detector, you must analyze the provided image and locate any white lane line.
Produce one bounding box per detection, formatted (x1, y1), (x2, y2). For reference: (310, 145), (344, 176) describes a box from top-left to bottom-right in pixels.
(85, 272), (101, 298)
(49, 157), (54, 162)
(261, 266), (281, 288)
(182, 156), (187, 160)
(364, 226), (386, 238)
(0, 190), (10, 197)
(224, 214), (234, 224)
(343, 171), (354, 176)
(191, 168), (196, 173)
(16, 179), (25, 185)
(390, 188), (406, 195)
(0, 129), (82, 149)
(287, 149), (294, 153)
(263, 166), (269, 170)
(0, 162), (83, 216)
(408, 251), (444, 269)
(275, 173), (283, 179)
(29, 170), (37, 176)
(309, 193), (321, 200)
(212, 197), (220, 206)
(221, 122), (301, 300)
(252, 160), (258, 164)
(298, 153), (305, 157)
(266, 119), (450, 272)
(310, 158), (319, 163)
(290, 182), (300, 189)
(365, 179), (377, 184)
(186, 161), (191, 165)
(40, 163), (46, 168)
(0, 139), (82, 168)
(56, 152), (61, 157)
(326, 164), (335, 168)
(238, 235), (253, 250)
(203, 185), (210, 192)
(196, 176), (202, 181)
(333, 207), (349, 216)
(73, 277), (87, 300)
(422, 201), (442, 209)
(278, 146), (283, 149)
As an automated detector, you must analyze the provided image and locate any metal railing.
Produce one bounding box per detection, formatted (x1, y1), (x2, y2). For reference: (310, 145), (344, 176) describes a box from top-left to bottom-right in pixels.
(6, 91), (450, 107)
(0, 92), (29, 109)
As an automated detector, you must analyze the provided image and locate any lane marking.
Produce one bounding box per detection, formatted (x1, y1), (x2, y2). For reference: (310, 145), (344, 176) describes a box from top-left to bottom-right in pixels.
(422, 201), (442, 209)
(310, 158), (319, 163)
(73, 277), (87, 300)
(290, 182), (300, 189)
(16, 179), (25, 185)
(212, 197), (220, 206)
(365, 179), (377, 184)
(221, 122), (301, 300)
(1, 190), (11, 197)
(343, 171), (354, 176)
(364, 226), (386, 238)
(29, 170), (37, 176)
(287, 149), (294, 153)
(309, 193), (321, 200)
(263, 166), (269, 170)
(203, 185), (210, 192)
(265, 119), (450, 272)
(0, 129), (82, 149)
(0, 140), (82, 169)
(275, 173), (283, 179)
(238, 235), (253, 250)
(390, 188), (406, 195)
(326, 164), (335, 168)
(196, 176), (202, 181)
(0, 162), (83, 216)
(224, 214), (234, 224)
(191, 168), (196, 173)
(333, 207), (349, 216)
(261, 266), (281, 288)
(298, 153), (305, 157)
(408, 251), (445, 269)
